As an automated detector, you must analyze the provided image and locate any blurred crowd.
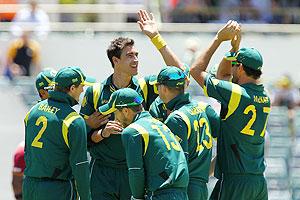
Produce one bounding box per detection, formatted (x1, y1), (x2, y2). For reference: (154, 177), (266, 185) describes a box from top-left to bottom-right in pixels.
(2, 0), (300, 24)
(162, 0), (300, 24)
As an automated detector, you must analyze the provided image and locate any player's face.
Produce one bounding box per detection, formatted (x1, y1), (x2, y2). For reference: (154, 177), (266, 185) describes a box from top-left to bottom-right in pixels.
(118, 45), (139, 76)
(115, 108), (134, 128)
(157, 84), (167, 103)
(231, 63), (240, 84)
(69, 84), (84, 102)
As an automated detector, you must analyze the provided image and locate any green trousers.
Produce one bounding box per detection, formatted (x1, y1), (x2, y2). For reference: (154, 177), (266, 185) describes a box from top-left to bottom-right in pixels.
(188, 179), (208, 200)
(146, 188), (188, 200)
(90, 160), (131, 200)
(210, 174), (268, 200)
(23, 176), (77, 200)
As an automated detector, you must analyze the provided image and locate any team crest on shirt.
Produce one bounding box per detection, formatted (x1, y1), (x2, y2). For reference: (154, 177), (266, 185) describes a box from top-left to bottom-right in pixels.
(102, 99), (109, 104)
(212, 79), (220, 85)
(81, 96), (87, 107)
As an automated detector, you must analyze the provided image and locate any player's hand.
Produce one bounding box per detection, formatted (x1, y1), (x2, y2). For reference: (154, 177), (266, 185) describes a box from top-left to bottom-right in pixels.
(85, 111), (110, 129)
(231, 30), (242, 52)
(137, 9), (159, 39)
(101, 120), (123, 138)
(216, 20), (240, 42)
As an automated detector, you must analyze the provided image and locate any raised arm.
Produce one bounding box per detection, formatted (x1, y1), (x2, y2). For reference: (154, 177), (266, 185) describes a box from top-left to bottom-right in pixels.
(190, 20), (240, 87)
(138, 10), (184, 70)
(217, 31), (242, 81)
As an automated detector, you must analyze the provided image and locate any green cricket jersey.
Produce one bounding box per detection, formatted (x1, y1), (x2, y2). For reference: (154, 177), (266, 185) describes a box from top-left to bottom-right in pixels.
(121, 111), (189, 199)
(163, 93), (220, 183)
(80, 74), (158, 168)
(149, 97), (169, 122)
(24, 90), (90, 200)
(203, 74), (271, 176)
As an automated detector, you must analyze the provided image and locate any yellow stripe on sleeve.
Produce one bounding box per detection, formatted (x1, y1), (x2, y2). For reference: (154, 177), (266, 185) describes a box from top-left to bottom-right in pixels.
(24, 111), (31, 126)
(128, 124), (149, 156)
(138, 78), (148, 104)
(173, 111), (191, 140)
(224, 83), (242, 120)
(62, 112), (81, 148)
(93, 83), (101, 110)
(203, 85), (208, 97)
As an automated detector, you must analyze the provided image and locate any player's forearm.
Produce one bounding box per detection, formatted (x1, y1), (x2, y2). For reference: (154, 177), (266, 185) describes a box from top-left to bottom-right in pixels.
(190, 37), (222, 87)
(216, 58), (232, 81)
(91, 129), (105, 143)
(158, 45), (184, 69)
(129, 169), (146, 199)
(150, 34), (184, 69)
(192, 37), (222, 74)
(12, 174), (23, 199)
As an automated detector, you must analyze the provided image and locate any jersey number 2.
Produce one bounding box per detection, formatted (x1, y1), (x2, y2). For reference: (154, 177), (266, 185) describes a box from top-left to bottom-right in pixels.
(241, 105), (270, 137)
(31, 116), (47, 148)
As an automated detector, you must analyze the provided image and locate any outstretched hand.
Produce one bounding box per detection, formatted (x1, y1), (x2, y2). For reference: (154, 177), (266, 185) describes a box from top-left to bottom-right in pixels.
(137, 9), (159, 39)
(231, 30), (242, 52)
(216, 20), (241, 42)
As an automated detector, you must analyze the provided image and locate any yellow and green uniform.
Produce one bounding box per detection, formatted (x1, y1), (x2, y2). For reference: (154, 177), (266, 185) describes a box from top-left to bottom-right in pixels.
(149, 97), (169, 122)
(203, 74), (270, 200)
(23, 90), (91, 200)
(80, 74), (158, 199)
(121, 111), (189, 200)
(162, 93), (219, 200)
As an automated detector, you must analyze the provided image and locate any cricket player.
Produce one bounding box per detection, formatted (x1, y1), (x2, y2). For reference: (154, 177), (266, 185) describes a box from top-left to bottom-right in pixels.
(98, 88), (189, 200)
(150, 67), (220, 200)
(12, 68), (57, 200)
(190, 20), (270, 200)
(80, 10), (186, 200)
(23, 67), (93, 200)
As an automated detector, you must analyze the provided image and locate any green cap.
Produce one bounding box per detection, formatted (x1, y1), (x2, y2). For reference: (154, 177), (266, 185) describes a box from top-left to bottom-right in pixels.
(98, 88), (144, 115)
(54, 66), (95, 88)
(225, 47), (263, 70)
(35, 68), (57, 91)
(149, 66), (186, 88)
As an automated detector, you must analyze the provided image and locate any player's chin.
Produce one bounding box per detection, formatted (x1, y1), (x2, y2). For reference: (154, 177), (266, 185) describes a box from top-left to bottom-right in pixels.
(131, 68), (138, 75)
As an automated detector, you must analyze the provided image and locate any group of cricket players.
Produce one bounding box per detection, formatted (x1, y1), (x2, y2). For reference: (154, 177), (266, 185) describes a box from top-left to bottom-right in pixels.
(22, 9), (271, 200)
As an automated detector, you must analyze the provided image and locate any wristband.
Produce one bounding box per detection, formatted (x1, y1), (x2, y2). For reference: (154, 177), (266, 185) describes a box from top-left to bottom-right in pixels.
(100, 129), (109, 139)
(151, 34), (167, 50)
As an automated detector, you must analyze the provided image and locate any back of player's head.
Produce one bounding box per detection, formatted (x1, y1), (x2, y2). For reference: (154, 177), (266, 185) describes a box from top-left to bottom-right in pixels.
(53, 66), (93, 92)
(35, 68), (57, 91)
(107, 37), (135, 68)
(150, 67), (186, 93)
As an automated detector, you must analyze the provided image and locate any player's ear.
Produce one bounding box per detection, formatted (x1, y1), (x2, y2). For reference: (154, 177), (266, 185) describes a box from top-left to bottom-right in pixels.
(112, 56), (119, 66)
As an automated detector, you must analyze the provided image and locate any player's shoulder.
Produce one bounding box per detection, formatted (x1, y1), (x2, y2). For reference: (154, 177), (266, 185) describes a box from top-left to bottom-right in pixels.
(64, 111), (85, 127)
(122, 123), (142, 138)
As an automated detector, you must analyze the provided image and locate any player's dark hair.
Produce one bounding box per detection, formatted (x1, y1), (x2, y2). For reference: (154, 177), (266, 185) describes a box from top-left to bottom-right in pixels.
(242, 65), (262, 80)
(54, 83), (81, 93)
(107, 37), (135, 68)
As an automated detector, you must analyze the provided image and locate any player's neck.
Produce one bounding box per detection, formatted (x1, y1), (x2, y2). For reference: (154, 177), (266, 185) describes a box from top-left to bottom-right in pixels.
(238, 76), (259, 85)
(112, 71), (132, 89)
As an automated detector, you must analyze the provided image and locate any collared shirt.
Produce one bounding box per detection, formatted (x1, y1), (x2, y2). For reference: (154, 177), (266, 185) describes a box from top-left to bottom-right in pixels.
(164, 93), (219, 183)
(24, 90), (90, 199)
(80, 74), (159, 167)
(204, 74), (271, 177)
(121, 111), (189, 198)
